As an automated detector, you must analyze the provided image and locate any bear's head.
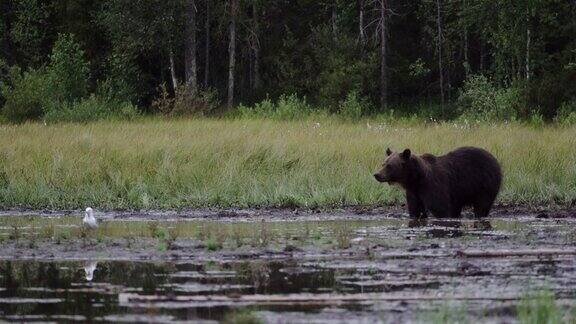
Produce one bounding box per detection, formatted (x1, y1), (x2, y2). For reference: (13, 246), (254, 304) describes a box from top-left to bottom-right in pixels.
(373, 148), (413, 185)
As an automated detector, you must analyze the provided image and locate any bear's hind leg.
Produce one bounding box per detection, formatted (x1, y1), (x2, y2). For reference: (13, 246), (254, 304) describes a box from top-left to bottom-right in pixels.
(473, 198), (495, 218)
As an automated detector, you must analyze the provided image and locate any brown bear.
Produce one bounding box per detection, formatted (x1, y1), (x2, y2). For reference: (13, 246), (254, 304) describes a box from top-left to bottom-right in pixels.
(374, 146), (502, 218)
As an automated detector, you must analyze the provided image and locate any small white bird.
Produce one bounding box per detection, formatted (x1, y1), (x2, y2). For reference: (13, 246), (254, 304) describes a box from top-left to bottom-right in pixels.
(83, 207), (98, 228)
(84, 261), (98, 281)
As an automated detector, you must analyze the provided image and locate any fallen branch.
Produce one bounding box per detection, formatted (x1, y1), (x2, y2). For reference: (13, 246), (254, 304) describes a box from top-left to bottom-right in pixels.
(457, 249), (576, 258)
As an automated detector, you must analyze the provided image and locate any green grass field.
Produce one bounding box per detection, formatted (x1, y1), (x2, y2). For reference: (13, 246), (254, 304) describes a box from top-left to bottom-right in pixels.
(1, 117), (575, 209)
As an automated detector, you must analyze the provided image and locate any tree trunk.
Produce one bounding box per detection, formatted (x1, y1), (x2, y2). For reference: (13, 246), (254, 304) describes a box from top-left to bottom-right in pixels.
(463, 0), (469, 77)
(380, 0), (388, 110)
(227, 0), (238, 108)
(464, 32), (469, 77)
(204, 0), (210, 87)
(332, 2), (338, 39)
(252, 3), (261, 91)
(185, 0), (197, 92)
(436, 0), (445, 112)
(359, 0), (366, 52)
(169, 45), (178, 91)
(525, 12), (531, 81)
(479, 42), (484, 72)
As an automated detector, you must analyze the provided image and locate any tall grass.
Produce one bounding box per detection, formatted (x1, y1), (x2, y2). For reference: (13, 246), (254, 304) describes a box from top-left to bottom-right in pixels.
(0, 117), (575, 209)
(517, 291), (564, 324)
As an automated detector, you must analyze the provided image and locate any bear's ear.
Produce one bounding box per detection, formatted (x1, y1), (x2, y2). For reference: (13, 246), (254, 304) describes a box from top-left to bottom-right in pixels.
(401, 149), (411, 160)
(386, 148), (392, 156)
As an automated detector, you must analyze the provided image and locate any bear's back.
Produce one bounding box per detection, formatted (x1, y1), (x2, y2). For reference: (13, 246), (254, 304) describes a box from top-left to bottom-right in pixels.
(435, 146), (502, 205)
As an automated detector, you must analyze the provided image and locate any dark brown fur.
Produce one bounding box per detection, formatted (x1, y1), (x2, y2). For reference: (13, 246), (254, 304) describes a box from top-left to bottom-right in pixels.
(374, 147), (502, 218)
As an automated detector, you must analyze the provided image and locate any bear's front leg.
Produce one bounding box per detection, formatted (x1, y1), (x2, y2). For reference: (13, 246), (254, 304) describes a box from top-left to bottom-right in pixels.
(406, 191), (427, 218)
(427, 201), (452, 218)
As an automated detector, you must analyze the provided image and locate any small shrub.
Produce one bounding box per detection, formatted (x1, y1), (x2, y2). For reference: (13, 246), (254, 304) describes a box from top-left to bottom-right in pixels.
(43, 95), (138, 123)
(1, 33), (96, 123)
(96, 78), (136, 105)
(152, 84), (220, 116)
(97, 52), (140, 103)
(151, 83), (173, 114)
(147, 221), (161, 238)
(237, 94), (312, 120)
(205, 238), (223, 251)
(517, 290), (562, 324)
(424, 304), (468, 324)
(222, 309), (262, 324)
(1, 66), (50, 123)
(526, 111), (545, 128)
(275, 94), (311, 120)
(554, 100), (576, 126)
(237, 97), (275, 118)
(339, 90), (370, 120)
(47, 33), (89, 103)
(173, 86), (219, 116)
(458, 75), (519, 121)
(408, 58), (431, 78)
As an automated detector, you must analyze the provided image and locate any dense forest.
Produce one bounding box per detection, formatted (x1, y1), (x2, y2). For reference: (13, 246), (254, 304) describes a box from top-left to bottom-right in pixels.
(0, 0), (575, 122)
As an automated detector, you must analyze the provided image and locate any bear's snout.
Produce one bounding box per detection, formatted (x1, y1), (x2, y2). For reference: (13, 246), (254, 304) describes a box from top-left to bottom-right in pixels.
(374, 173), (386, 182)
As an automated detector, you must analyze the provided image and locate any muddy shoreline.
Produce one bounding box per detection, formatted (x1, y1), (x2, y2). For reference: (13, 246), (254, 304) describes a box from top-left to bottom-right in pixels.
(1, 205), (575, 222)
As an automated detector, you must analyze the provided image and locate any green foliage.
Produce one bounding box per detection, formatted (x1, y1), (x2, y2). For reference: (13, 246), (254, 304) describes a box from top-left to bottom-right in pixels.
(222, 309), (262, 324)
(238, 94), (313, 120)
(0, 0), (574, 117)
(9, 0), (50, 67)
(47, 33), (90, 104)
(205, 238), (223, 251)
(339, 91), (371, 120)
(554, 101), (576, 126)
(517, 291), (562, 324)
(152, 84), (220, 116)
(43, 94), (138, 123)
(526, 111), (545, 128)
(1, 33), (138, 123)
(0, 59), (8, 103)
(97, 53), (141, 104)
(424, 304), (469, 324)
(1, 34), (91, 123)
(1, 66), (49, 123)
(237, 98), (274, 118)
(458, 75), (521, 121)
(408, 58), (431, 78)
(310, 26), (378, 108)
(275, 94), (312, 120)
